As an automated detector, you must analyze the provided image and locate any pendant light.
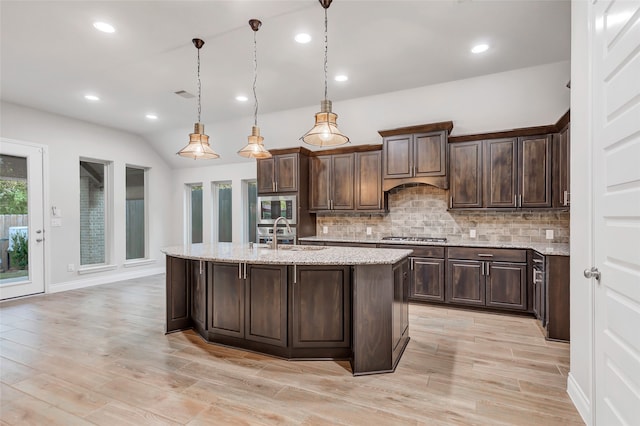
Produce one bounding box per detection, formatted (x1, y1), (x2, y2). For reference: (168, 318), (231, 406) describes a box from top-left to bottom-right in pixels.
(177, 38), (220, 160)
(238, 19), (272, 159)
(300, 0), (349, 147)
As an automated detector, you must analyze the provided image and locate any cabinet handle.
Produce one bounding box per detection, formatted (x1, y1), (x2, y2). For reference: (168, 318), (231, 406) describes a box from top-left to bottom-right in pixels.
(481, 262), (485, 275)
(293, 264), (297, 284)
(515, 194), (518, 207)
(275, 181), (278, 192)
(485, 262), (490, 276)
(410, 258), (414, 270)
(518, 194), (523, 207)
(243, 263), (247, 279)
(238, 263), (242, 279)
(563, 190), (569, 206)
(449, 196), (453, 209)
(199, 260), (204, 275)
(477, 254), (494, 257)
(533, 269), (543, 284)
(533, 258), (543, 264)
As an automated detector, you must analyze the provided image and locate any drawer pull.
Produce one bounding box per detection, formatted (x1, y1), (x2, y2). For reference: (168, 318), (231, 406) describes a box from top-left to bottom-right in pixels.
(533, 259), (543, 264)
(477, 254), (494, 257)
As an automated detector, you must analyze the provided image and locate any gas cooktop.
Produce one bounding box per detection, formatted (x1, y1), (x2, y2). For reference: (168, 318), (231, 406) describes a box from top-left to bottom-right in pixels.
(381, 236), (448, 243)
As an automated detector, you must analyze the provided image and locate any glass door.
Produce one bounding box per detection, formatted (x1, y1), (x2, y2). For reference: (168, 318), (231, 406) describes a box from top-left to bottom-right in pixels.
(0, 140), (45, 299)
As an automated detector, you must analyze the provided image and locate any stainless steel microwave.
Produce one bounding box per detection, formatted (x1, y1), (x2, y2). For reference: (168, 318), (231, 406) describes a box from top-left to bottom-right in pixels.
(257, 195), (297, 224)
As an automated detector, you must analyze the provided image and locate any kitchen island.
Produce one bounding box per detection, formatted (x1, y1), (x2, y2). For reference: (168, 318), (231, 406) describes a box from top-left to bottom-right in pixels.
(162, 243), (412, 375)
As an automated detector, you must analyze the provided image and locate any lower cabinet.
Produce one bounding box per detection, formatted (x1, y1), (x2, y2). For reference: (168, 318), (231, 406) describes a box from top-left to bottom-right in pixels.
(190, 260), (207, 335)
(446, 247), (528, 311)
(291, 265), (351, 348)
(208, 262), (287, 348)
(392, 259), (410, 352)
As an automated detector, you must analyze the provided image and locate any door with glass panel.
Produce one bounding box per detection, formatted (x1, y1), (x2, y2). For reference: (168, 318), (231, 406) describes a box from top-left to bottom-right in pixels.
(0, 140), (45, 299)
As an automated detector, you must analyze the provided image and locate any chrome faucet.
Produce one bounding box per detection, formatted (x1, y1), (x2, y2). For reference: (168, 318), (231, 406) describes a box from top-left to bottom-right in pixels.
(272, 216), (292, 250)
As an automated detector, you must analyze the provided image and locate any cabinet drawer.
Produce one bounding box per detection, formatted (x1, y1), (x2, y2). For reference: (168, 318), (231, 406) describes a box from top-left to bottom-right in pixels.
(379, 244), (444, 258)
(447, 247), (526, 263)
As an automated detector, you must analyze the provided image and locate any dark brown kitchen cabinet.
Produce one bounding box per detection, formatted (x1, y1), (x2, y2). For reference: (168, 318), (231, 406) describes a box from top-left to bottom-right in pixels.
(449, 141), (483, 208)
(166, 256), (190, 332)
(190, 260), (207, 335)
(484, 138), (518, 208)
(309, 153), (354, 211)
(446, 247), (527, 311)
(532, 251), (545, 324)
(519, 135), (552, 208)
(208, 262), (287, 348)
(545, 254), (570, 341)
(355, 150), (385, 211)
(257, 153), (299, 194)
(291, 265), (351, 349)
(553, 123), (570, 208)
(392, 259), (410, 352)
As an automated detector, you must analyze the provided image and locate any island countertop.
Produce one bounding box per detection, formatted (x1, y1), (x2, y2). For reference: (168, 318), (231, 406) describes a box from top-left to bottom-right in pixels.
(161, 243), (412, 265)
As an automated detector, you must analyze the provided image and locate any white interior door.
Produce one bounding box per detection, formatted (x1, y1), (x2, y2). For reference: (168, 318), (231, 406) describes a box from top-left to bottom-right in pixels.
(0, 139), (45, 299)
(590, 1), (640, 424)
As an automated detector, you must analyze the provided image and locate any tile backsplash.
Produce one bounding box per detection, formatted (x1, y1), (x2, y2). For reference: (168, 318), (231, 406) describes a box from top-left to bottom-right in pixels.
(315, 185), (569, 244)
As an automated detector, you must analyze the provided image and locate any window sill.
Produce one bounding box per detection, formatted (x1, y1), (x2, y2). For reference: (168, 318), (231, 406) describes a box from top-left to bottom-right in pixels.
(77, 264), (117, 275)
(123, 259), (156, 268)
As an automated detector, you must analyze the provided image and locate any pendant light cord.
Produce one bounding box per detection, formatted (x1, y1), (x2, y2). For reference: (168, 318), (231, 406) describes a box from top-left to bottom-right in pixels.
(253, 30), (258, 127)
(324, 7), (328, 101)
(197, 47), (202, 123)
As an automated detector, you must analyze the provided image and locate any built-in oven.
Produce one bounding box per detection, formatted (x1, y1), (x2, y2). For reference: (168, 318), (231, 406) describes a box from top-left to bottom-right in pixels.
(257, 195), (297, 225)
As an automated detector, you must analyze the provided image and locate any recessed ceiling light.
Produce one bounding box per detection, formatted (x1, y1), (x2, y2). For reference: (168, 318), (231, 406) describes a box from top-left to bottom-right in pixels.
(295, 33), (312, 44)
(471, 43), (489, 54)
(334, 75), (348, 82)
(93, 22), (115, 33)
(145, 114), (158, 120)
(84, 94), (100, 101)
(235, 95), (248, 102)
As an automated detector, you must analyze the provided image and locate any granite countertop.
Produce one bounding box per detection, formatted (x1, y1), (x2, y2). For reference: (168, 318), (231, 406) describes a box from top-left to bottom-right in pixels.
(298, 236), (570, 256)
(162, 243), (413, 265)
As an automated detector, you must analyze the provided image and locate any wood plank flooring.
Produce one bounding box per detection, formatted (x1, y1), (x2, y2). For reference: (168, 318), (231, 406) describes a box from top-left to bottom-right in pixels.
(0, 274), (584, 425)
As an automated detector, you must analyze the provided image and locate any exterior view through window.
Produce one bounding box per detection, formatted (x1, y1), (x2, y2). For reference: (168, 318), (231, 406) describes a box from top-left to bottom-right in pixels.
(215, 182), (232, 242)
(190, 185), (203, 244)
(125, 167), (145, 260)
(80, 160), (106, 265)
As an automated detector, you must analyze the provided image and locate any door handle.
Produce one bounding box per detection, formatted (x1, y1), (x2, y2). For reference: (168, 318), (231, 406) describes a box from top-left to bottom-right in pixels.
(583, 267), (601, 281)
(36, 238), (43, 243)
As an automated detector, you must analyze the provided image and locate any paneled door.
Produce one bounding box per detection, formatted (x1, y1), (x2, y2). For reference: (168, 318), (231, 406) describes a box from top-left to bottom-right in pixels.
(590, 1), (640, 424)
(0, 139), (45, 299)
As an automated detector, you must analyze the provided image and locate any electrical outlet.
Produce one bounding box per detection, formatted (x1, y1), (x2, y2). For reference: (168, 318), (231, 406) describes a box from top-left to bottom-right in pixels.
(322, 226), (328, 234)
(546, 230), (554, 240)
(469, 229), (477, 238)
(67, 263), (75, 272)
(366, 227), (372, 235)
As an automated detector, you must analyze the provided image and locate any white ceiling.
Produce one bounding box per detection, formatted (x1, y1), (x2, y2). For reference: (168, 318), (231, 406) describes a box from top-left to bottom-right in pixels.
(1, 0), (570, 167)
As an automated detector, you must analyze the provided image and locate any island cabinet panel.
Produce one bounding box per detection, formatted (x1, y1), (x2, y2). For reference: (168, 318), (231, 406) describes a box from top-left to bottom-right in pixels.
(355, 150), (384, 211)
(209, 263), (244, 338)
(484, 138), (518, 208)
(392, 260), (410, 352)
(166, 256), (191, 332)
(449, 141), (483, 208)
(519, 135), (552, 208)
(246, 264), (288, 347)
(291, 266), (351, 348)
(411, 258), (445, 302)
(485, 263), (527, 310)
(446, 260), (485, 306)
(190, 260), (207, 335)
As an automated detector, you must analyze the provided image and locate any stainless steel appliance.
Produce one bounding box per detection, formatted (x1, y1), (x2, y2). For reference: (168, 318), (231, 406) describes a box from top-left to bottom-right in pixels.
(257, 224), (296, 245)
(257, 195), (297, 225)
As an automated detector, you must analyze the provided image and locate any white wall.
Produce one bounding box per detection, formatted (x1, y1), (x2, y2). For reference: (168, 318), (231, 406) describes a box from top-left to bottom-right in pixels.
(567, 1), (593, 424)
(0, 101), (173, 292)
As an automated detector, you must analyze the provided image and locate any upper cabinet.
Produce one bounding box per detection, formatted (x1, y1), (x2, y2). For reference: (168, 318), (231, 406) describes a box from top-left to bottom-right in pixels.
(449, 134), (552, 210)
(257, 149), (310, 194)
(309, 146), (386, 213)
(379, 121), (453, 191)
(553, 111), (570, 208)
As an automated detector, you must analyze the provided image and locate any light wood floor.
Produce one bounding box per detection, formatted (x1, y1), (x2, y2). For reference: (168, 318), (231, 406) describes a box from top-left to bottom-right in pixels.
(0, 274), (584, 425)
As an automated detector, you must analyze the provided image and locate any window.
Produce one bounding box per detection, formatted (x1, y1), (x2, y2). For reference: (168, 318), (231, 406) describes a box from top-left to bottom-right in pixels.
(188, 184), (203, 244)
(244, 180), (257, 242)
(80, 160), (111, 266)
(213, 182), (232, 242)
(125, 166), (146, 260)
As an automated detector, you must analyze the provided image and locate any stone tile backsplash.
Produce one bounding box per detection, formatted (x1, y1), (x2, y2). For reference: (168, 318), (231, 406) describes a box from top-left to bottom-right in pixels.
(315, 185), (569, 244)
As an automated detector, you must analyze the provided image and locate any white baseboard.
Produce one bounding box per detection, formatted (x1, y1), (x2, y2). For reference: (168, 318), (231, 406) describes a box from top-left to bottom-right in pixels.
(567, 372), (591, 426)
(49, 266), (165, 293)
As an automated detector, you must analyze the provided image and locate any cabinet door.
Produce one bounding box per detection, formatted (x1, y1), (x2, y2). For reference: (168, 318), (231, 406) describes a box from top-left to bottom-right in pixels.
(484, 138), (517, 208)
(553, 126), (570, 207)
(256, 158), (275, 194)
(245, 264), (287, 347)
(449, 141), (483, 208)
(392, 260), (409, 351)
(446, 259), (485, 306)
(383, 135), (413, 178)
(292, 266), (350, 348)
(410, 257), (445, 302)
(275, 154), (298, 192)
(166, 256), (190, 332)
(209, 263), (244, 338)
(414, 132), (446, 177)
(518, 135), (552, 208)
(190, 260), (207, 333)
(309, 156), (331, 210)
(485, 262), (527, 311)
(355, 151), (383, 211)
(331, 153), (355, 210)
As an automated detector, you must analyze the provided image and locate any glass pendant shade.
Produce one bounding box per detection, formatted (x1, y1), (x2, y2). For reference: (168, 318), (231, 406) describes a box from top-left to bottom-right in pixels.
(301, 100), (349, 147)
(177, 122), (220, 159)
(238, 126), (272, 159)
